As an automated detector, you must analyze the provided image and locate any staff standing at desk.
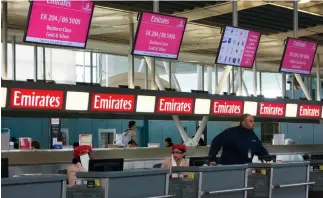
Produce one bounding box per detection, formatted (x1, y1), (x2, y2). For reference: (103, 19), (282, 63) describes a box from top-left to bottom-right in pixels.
(209, 114), (268, 165)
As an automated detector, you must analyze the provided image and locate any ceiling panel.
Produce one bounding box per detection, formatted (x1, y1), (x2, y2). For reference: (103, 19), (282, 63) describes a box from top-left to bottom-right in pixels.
(193, 4), (323, 35)
(95, 1), (226, 15)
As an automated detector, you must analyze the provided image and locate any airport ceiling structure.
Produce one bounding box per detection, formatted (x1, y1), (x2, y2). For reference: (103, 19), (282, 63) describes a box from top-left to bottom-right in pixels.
(4, 1), (323, 76)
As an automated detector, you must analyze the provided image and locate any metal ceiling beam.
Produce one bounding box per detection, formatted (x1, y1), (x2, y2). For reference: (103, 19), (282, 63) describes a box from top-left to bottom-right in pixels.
(173, 1), (266, 21)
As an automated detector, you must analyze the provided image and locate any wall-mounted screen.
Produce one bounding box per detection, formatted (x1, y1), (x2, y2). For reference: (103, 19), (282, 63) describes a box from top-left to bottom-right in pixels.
(216, 26), (261, 68)
(24, 0), (94, 49)
(279, 37), (318, 75)
(132, 12), (187, 59)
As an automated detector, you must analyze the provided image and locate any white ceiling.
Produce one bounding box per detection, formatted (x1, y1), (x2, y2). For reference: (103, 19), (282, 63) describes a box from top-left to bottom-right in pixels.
(4, 0), (323, 77)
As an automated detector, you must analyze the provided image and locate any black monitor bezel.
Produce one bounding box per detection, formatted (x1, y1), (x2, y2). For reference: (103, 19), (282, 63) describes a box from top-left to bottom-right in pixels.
(23, 0), (95, 49)
(131, 11), (188, 60)
(215, 25), (262, 69)
(279, 37), (318, 75)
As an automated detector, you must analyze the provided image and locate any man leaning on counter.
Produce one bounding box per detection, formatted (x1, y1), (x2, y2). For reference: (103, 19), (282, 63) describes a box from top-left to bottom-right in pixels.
(209, 114), (269, 165)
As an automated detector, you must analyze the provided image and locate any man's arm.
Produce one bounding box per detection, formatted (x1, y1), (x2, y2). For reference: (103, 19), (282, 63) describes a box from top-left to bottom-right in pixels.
(208, 132), (225, 163)
(254, 135), (269, 157)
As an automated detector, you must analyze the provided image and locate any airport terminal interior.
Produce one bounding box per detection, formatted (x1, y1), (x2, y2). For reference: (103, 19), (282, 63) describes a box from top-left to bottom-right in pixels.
(1, 0), (323, 198)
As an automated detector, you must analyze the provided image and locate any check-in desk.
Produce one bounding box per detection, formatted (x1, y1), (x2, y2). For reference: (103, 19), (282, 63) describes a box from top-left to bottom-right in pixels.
(171, 165), (252, 198)
(76, 169), (171, 198)
(1, 175), (66, 198)
(248, 162), (314, 198)
(309, 160), (323, 198)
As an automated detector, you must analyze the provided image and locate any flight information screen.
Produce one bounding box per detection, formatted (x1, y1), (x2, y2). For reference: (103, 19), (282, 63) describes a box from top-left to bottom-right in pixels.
(132, 12), (187, 59)
(24, 0), (94, 48)
(216, 26), (261, 68)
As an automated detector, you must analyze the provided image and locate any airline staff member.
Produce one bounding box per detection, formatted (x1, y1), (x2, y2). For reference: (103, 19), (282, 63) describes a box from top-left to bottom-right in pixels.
(209, 114), (268, 165)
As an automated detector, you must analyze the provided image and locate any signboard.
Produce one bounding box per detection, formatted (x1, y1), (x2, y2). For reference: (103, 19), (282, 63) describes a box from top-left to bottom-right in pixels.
(91, 93), (135, 112)
(279, 38), (318, 75)
(10, 88), (64, 110)
(24, 0), (94, 48)
(212, 100), (243, 116)
(132, 12), (187, 59)
(156, 97), (193, 114)
(216, 26), (261, 68)
(258, 102), (286, 117)
(298, 104), (322, 119)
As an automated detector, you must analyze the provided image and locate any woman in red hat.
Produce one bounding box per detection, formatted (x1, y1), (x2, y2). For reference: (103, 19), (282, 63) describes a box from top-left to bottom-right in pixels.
(67, 145), (92, 185)
(161, 144), (189, 169)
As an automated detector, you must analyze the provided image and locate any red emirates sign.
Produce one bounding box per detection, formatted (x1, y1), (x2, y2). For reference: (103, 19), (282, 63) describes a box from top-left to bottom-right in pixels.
(258, 102), (285, 117)
(298, 104), (322, 118)
(212, 100), (243, 116)
(91, 93), (135, 112)
(156, 97), (193, 114)
(10, 88), (63, 110)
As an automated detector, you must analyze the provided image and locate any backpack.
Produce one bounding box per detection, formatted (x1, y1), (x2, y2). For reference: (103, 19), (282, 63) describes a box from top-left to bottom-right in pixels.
(122, 130), (131, 146)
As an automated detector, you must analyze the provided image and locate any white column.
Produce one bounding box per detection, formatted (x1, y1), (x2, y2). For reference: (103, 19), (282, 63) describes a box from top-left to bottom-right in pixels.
(2, 2), (8, 79)
(214, 64), (218, 94)
(207, 66), (212, 93)
(253, 60), (257, 96)
(197, 65), (204, 90)
(216, 66), (232, 94)
(128, 20), (135, 88)
(316, 54), (321, 101)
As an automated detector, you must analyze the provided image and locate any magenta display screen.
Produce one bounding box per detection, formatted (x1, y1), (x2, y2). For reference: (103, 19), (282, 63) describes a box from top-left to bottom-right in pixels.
(216, 26), (261, 68)
(279, 38), (318, 75)
(132, 12), (187, 59)
(24, 0), (94, 49)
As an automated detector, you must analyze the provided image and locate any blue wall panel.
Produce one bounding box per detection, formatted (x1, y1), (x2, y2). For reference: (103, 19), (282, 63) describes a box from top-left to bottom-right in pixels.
(1, 117), (49, 148)
(2, 117), (323, 148)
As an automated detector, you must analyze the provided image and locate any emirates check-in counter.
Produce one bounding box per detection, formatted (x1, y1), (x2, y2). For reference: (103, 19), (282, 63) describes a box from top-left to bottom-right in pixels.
(1, 80), (323, 198)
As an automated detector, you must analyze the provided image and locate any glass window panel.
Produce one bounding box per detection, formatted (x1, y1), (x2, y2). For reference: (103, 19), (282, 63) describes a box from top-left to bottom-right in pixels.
(14, 44), (35, 81)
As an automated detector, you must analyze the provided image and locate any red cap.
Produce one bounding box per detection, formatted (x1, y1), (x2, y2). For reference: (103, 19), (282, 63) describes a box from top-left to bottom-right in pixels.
(74, 145), (92, 158)
(171, 144), (187, 153)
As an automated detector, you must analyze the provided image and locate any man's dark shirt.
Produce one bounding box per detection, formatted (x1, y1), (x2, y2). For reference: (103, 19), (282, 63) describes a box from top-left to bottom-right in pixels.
(209, 126), (269, 165)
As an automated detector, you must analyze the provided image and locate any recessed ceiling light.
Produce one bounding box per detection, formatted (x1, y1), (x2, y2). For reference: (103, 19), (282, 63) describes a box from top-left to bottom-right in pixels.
(299, 0), (311, 4)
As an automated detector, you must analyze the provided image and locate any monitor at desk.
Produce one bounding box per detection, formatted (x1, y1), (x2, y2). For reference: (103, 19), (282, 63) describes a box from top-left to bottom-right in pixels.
(2, 158), (9, 178)
(89, 158), (124, 172)
(189, 156), (210, 167)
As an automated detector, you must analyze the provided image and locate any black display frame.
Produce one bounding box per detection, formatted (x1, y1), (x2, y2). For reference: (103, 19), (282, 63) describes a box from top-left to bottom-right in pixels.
(23, 0), (95, 49)
(278, 37), (319, 75)
(215, 25), (262, 69)
(131, 11), (188, 60)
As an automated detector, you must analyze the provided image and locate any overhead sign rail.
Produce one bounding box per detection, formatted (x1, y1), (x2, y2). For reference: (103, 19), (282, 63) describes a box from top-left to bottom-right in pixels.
(1, 80), (322, 122)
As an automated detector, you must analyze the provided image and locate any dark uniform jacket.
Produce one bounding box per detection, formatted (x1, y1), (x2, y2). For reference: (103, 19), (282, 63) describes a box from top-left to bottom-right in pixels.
(209, 126), (268, 165)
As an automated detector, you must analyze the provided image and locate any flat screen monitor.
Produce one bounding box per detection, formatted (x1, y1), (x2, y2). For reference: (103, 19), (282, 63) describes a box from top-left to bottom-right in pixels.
(89, 158), (124, 172)
(216, 26), (261, 68)
(24, 0), (94, 49)
(279, 37), (318, 75)
(189, 156), (210, 167)
(1, 158), (9, 178)
(132, 11), (187, 60)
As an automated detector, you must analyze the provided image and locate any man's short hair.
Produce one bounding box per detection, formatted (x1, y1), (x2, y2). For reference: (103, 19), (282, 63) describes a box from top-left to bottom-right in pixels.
(73, 142), (79, 149)
(128, 140), (137, 146)
(240, 114), (252, 125)
(128, 121), (136, 128)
